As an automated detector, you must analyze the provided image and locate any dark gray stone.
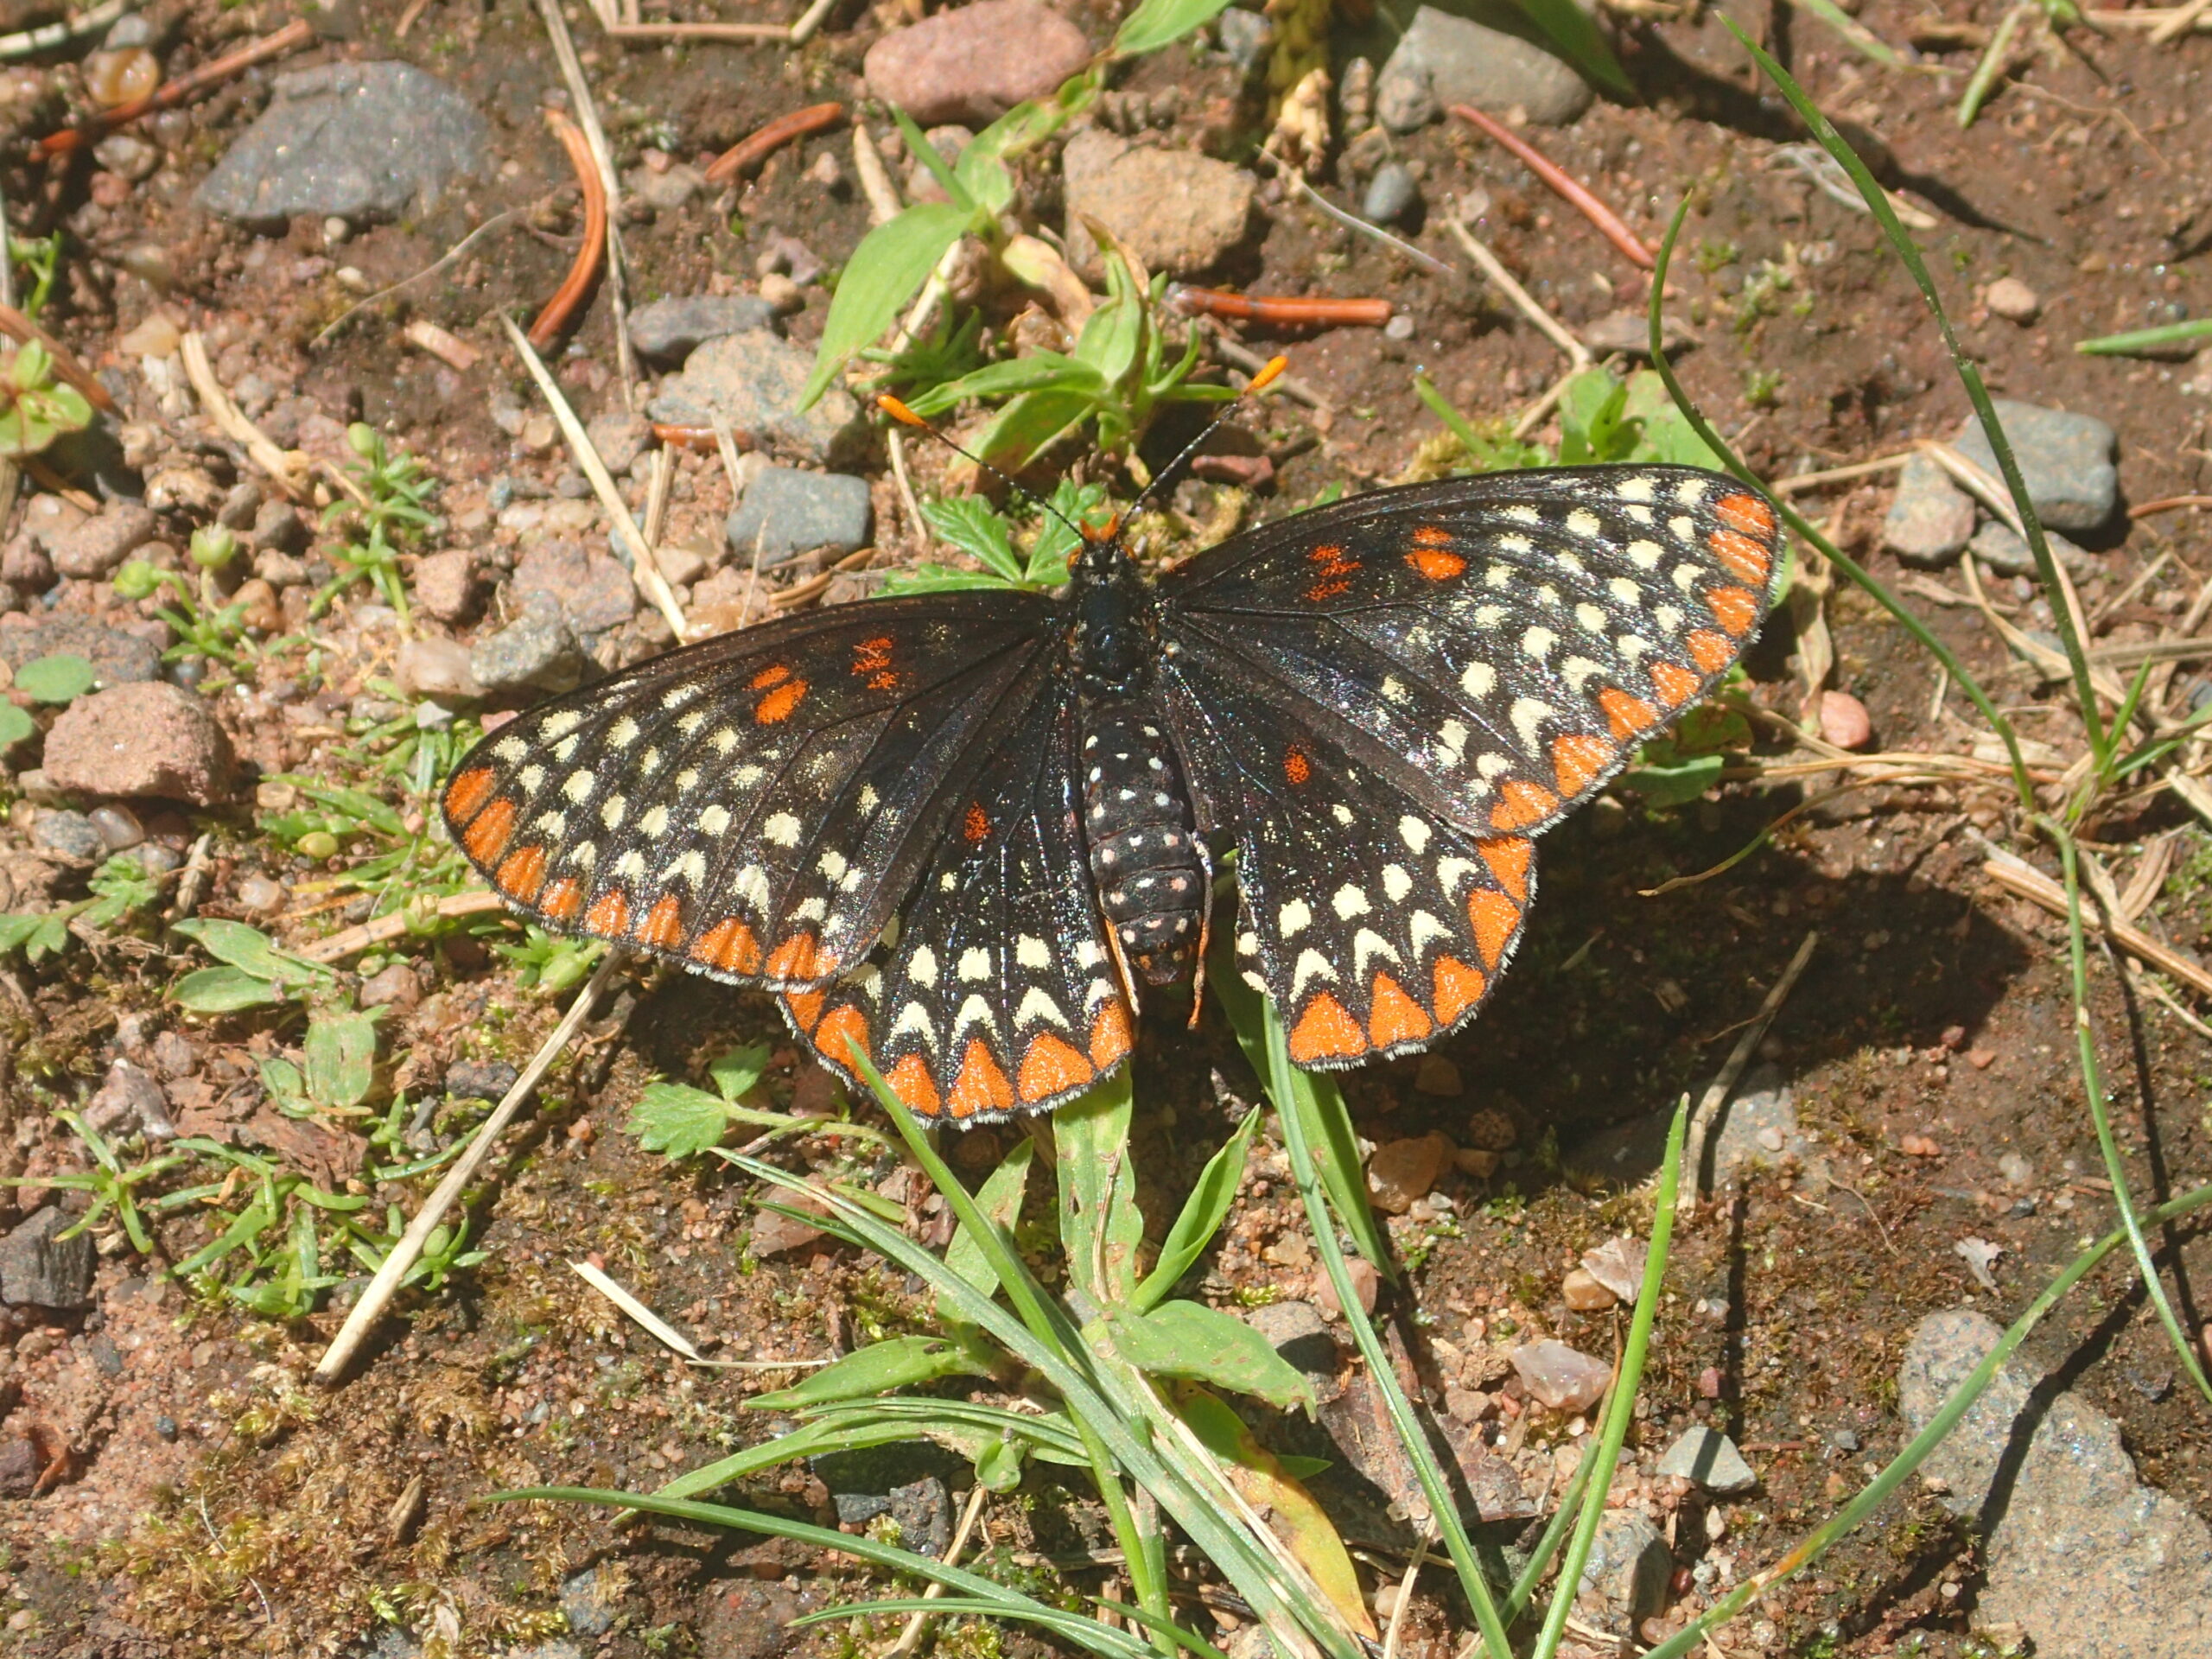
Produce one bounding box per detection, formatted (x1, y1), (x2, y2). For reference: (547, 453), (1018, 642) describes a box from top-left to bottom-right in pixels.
(627, 295), (779, 365)
(1245, 1299), (1344, 1393)
(1657, 1426), (1758, 1493)
(560, 1566), (621, 1637)
(697, 1580), (803, 1659)
(30, 810), (102, 861)
(443, 1059), (519, 1100)
(724, 468), (873, 567)
(1216, 6), (1274, 75)
(0, 619), (162, 687)
(887, 1475), (950, 1557)
(1376, 3), (1593, 132)
(1967, 518), (2102, 583)
(1899, 1308), (2212, 1658)
(196, 61), (488, 226)
(647, 334), (867, 467)
(1952, 399), (2120, 534)
(509, 539), (638, 638)
(1882, 452), (1976, 567)
(1577, 1510), (1671, 1628)
(1362, 161), (1421, 226)
(469, 600), (584, 696)
(0, 1205), (97, 1309)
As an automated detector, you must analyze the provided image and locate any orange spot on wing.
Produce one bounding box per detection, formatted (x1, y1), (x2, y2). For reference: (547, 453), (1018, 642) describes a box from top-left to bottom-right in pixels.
(540, 876), (586, 922)
(1411, 524), (1454, 547)
(634, 893), (684, 949)
(766, 931), (820, 981)
(1550, 732), (1617, 798)
(1710, 527), (1772, 584)
(1477, 836), (1532, 903)
(1599, 686), (1660, 739)
(1017, 1032), (1095, 1103)
(494, 843), (548, 903)
(1367, 972), (1433, 1048)
(585, 888), (631, 937)
(691, 917), (763, 975)
(1466, 889), (1521, 969)
(461, 796), (517, 864)
(1687, 629), (1736, 674)
(1283, 746), (1312, 785)
(1288, 992), (1368, 1063)
(1714, 492), (1776, 539)
(947, 1039), (1014, 1119)
(1488, 778), (1559, 832)
(783, 987), (827, 1033)
(1089, 1000), (1134, 1070)
(754, 677), (809, 723)
(1431, 956), (1487, 1025)
(1303, 543), (1360, 603)
(1648, 660), (1701, 708)
(1408, 547), (1467, 582)
(814, 1004), (872, 1072)
(963, 801), (991, 843)
(751, 664), (792, 689)
(1706, 584), (1760, 637)
(887, 1053), (943, 1118)
(444, 766), (498, 823)
(852, 636), (901, 692)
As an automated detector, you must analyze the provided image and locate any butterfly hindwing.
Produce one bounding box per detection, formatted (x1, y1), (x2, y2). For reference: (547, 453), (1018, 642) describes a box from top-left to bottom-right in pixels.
(1161, 466), (1783, 841)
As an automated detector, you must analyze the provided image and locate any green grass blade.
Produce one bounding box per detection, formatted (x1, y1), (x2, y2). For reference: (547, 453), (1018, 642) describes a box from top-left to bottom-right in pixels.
(648, 1418), (917, 1505)
(1777, 0), (1902, 62)
(1958, 3), (2031, 130)
(1133, 1105), (1261, 1313)
(1510, 0), (1636, 98)
(2075, 318), (2212, 357)
(1504, 1443), (1597, 1623)
(1056, 1071), (1144, 1307)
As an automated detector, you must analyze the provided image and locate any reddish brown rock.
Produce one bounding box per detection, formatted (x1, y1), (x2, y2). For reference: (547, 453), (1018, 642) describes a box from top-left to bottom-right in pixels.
(864, 1), (1090, 127)
(42, 681), (237, 805)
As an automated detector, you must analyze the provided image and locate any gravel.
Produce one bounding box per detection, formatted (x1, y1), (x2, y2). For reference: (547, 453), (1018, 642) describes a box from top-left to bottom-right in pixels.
(724, 467), (873, 566)
(863, 0), (1092, 126)
(84, 1057), (175, 1141)
(29, 809), (103, 861)
(626, 295), (779, 365)
(1361, 161), (1422, 225)
(1578, 1510), (1672, 1627)
(1377, 3), (1595, 131)
(1365, 1133), (1451, 1214)
(1882, 452), (1978, 566)
(0, 620), (161, 694)
(509, 539), (639, 639)
(1510, 1339), (1611, 1412)
(41, 680), (238, 804)
(48, 502), (156, 579)
(646, 333), (868, 467)
(1657, 1425), (1759, 1493)
(469, 598), (585, 696)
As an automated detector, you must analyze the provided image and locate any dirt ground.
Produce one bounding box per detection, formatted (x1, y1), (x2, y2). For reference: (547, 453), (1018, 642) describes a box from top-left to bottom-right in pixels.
(1, 1), (2209, 1656)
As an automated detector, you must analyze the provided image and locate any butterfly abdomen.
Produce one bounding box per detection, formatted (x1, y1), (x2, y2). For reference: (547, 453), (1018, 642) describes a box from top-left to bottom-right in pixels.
(1082, 699), (1205, 987)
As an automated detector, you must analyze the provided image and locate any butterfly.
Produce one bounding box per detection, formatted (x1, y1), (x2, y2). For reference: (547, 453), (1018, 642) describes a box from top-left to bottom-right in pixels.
(442, 463), (1783, 1122)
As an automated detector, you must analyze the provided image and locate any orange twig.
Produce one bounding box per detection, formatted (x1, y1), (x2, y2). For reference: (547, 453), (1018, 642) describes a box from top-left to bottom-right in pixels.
(1166, 286), (1394, 327)
(652, 422), (760, 450)
(704, 101), (845, 186)
(30, 18), (314, 161)
(1448, 104), (1654, 270)
(0, 302), (115, 413)
(529, 110), (607, 350)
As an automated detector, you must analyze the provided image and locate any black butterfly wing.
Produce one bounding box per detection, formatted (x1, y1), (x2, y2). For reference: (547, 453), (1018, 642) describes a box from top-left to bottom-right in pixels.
(780, 659), (1135, 1121)
(1159, 465), (1783, 842)
(441, 591), (1061, 988)
(1157, 641), (1536, 1067)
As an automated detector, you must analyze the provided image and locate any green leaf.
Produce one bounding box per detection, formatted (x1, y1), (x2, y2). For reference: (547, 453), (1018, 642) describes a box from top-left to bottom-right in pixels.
(709, 1042), (773, 1103)
(1558, 368), (1639, 465)
(172, 918), (335, 988)
(1112, 0), (1236, 56)
(173, 966), (289, 1013)
(879, 564), (1024, 597)
(1133, 1106), (1260, 1313)
(974, 1436), (1026, 1491)
(749, 1330), (1000, 1409)
(627, 1081), (736, 1160)
(259, 1054), (308, 1112)
(2074, 317), (2212, 358)
(944, 1134), (1034, 1309)
(1074, 258), (1144, 391)
(1618, 753), (1724, 808)
(969, 386), (1097, 473)
(1509, 0), (1636, 99)
(906, 353), (1099, 418)
(1054, 1071), (1142, 1306)
(305, 1008), (380, 1111)
(1108, 1300), (1316, 1414)
(13, 653), (95, 703)
(801, 203), (970, 410)
(918, 496), (1024, 583)
(1025, 480), (1108, 586)
(890, 107), (975, 213)
(0, 703), (32, 750)
(1621, 371), (1726, 468)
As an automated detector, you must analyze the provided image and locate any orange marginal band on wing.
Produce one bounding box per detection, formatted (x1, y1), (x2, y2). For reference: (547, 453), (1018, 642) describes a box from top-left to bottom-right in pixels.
(461, 795), (517, 864)
(540, 876), (586, 922)
(947, 1039), (1015, 1119)
(1432, 955), (1487, 1025)
(1714, 493), (1776, 539)
(635, 893), (685, 949)
(1477, 836), (1532, 902)
(1688, 629), (1737, 674)
(766, 931), (820, 980)
(1368, 971), (1433, 1048)
(783, 987), (827, 1033)
(495, 843), (548, 903)
(1648, 660), (1702, 708)
(1550, 732), (1616, 798)
(586, 888), (631, 936)
(887, 1053), (942, 1118)
(445, 766), (498, 823)
(691, 916), (763, 974)
(1710, 527), (1772, 584)
(1488, 778), (1559, 832)
(814, 1004), (872, 1072)
(1706, 585), (1760, 637)
(1018, 1032), (1095, 1104)
(1466, 889), (1521, 969)
(1090, 1001), (1134, 1069)
(1599, 686), (1660, 739)
(1288, 991), (1367, 1063)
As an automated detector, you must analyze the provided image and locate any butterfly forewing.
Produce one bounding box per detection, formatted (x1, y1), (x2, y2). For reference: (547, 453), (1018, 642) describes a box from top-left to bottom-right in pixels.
(1160, 466), (1784, 841)
(782, 665), (1135, 1122)
(442, 592), (1058, 985)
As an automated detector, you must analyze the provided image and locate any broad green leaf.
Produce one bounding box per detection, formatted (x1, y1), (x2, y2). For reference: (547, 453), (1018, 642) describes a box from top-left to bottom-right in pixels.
(974, 1436), (1026, 1491)
(1074, 254), (1144, 391)
(1025, 480), (1109, 585)
(709, 1041), (773, 1103)
(173, 965), (289, 1013)
(1054, 1071), (1142, 1306)
(173, 918), (335, 987)
(1113, 0), (1236, 56)
(305, 1008), (380, 1111)
(918, 496), (1023, 582)
(1618, 753), (1724, 807)
(1133, 1106), (1261, 1313)
(0, 703), (32, 749)
(890, 107), (975, 213)
(258, 1054), (308, 1112)
(749, 1331), (1000, 1409)
(14, 653), (95, 703)
(1509, 0), (1636, 98)
(970, 386), (1097, 472)
(1109, 1300), (1315, 1414)
(1559, 368), (1638, 465)
(906, 353), (1101, 417)
(880, 563), (1023, 597)
(1622, 371), (1726, 468)
(944, 1133), (1034, 1307)
(1173, 1385), (1376, 1639)
(627, 1081), (735, 1160)
(801, 203), (970, 410)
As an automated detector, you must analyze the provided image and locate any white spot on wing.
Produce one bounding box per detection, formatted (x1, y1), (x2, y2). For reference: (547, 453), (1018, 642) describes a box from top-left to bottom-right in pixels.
(907, 945), (938, 987)
(1510, 697), (1554, 750)
(1291, 949), (1338, 996)
(763, 811), (802, 847)
(1382, 864), (1412, 902)
(1461, 661), (1497, 698)
(959, 947), (991, 982)
(1280, 899), (1313, 938)
(1399, 816), (1433, 854)
(1017, 935), (1051, 969)
(1015, 986), (1071, 1029)
(1332, 884), (1370, 920)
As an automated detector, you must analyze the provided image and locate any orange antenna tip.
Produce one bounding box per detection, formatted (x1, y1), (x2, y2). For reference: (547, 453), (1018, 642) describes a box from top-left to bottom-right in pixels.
(876, 393), (927, 427)
(1246, 356), (1289, 395)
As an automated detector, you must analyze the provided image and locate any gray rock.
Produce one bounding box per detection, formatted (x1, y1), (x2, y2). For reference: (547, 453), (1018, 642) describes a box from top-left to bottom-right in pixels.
(724, 468), (873, 567)
(1882, 452), (1977, 567)
(0, 1205), (96, 1309)
(84, 1057), (176, 1141)
(626, 295), (779, 365)
(888, 1474), (950, 1556)
(395, 636), (484, 702)
(510, 538), (638, 638)
(30, 809), (103, 861)
(630, 161), (705, 213)
(1062, 129), (1256, 280)
(1952, 399), (2120, 534)
(647, 333), (867, 467)
(1657, 1426), (1758, 1493)
(1577, 1510), (1671, 1629)
(2, 531), (52, 592)
(1216, 6), (1274, 75)
(444, 1059), (519, 1100)
(1569, 1064), (1808, 1184)
(864, 0), (1091, 127)
(1900, 1309), (2212, 1659)
(1245, 1299), (1343, 1394)
(41, 681), (238, 805)
(197, 61), (488, 226)
(1362, 161), (1421, 226)
(1377, 3), (1594, 132)
(0, 619), (161, 686)
(468, 599), (584, 696)
(584, 410), (651, 477)
(560, 1566), (622, 1637)
(1967, 518), (2101, 583)
(49, 503), (156, 579)
(697, 1580), (804, 1659)
(1581, 308), (1697, 359)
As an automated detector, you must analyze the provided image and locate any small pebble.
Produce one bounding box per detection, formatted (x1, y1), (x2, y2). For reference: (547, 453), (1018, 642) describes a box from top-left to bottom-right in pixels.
(1362, 161), (1421, 226)
(1313, 1257), (1379, 1319)
(89, 803), (146, 851)
(1367, 1133), (1451, 1213)
(1967, 1047), (1997, 1070)
(1900, 1133), (1943, 1157)
(1816, 690), (1873, 751)
(1697, 1366), (1724, 1398)
(31, 810), (105, 861)
(359, 963), (422, 1011)
(1985, 276), (2041, 324)
(1413, 1053), (1461, 1096)
(1511, 1338), (1611, 1413)
(1831, 1427), (1860, 1452)
(446, 1059), (520, 1100)
(1997, 1151), (2035, 1189)
(1383, 313), (1414, 340)
(1464, 1106), (1516, 1150)
(1580, 1236), (1646, 1301)
(234, 874), (287, 913)
(1561, 1267), (1616, 1311)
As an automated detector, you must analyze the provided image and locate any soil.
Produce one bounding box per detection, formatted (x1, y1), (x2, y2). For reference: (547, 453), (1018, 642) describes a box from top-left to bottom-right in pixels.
(0, 2), (2209, 1657)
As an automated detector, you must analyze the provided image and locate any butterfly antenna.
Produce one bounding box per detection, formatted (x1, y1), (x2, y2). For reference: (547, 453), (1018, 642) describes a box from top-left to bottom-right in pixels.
(875, 393), (1090, 546)
(1130, 353), (1290, 518)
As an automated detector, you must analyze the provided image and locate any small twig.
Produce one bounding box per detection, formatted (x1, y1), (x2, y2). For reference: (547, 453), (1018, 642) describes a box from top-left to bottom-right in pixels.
(787, 0), (840, 44)
(1443, 217), (1590, 366)
(500, 315), (690, 641)
(314, 206), (533, 347)
(2148, 0), (2212, 44)
(1167, 285), (1393, 328)
(884, 1484), (993, 1659)
(1256, 148), (1456, 278)
(180, 332), (306, 497)
(1771, 450), (1915, 495)
(603, 20), (789, 39)
(397, 0), (435, 36)
(529, 110), (607, 349)
(706, 101), (844, 186)
(771, 546), (874, 611)
(642, 442), (674, 550)
(168, 831), (214, 921)
(1681, 931), (1821, 1195)
(2131, 494), (2212, 519)
(535, 0), (639, 399)
(1982, 848), (2212, 1001)
(315, 953), (623, 1385)
(1510, 359), (1593, 442)
(2092, 3), (2212, 29)
(1381, 1537), (1429, 1659)
(30, 18), (313, 160)
(571, 1258), (742, 1364)
(851, 124), (904, 226)
(0, 302), (115, 413)
(0, 0), (130, 60)
(886, 428), (926, 554)
(1202, 321), (1327, 410)
(296, 890), (511, 963)
(1449, 104), (1653, 267)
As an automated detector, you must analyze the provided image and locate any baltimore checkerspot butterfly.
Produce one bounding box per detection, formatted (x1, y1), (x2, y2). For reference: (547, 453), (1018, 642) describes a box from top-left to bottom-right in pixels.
(442, 460), (1783, 1122)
